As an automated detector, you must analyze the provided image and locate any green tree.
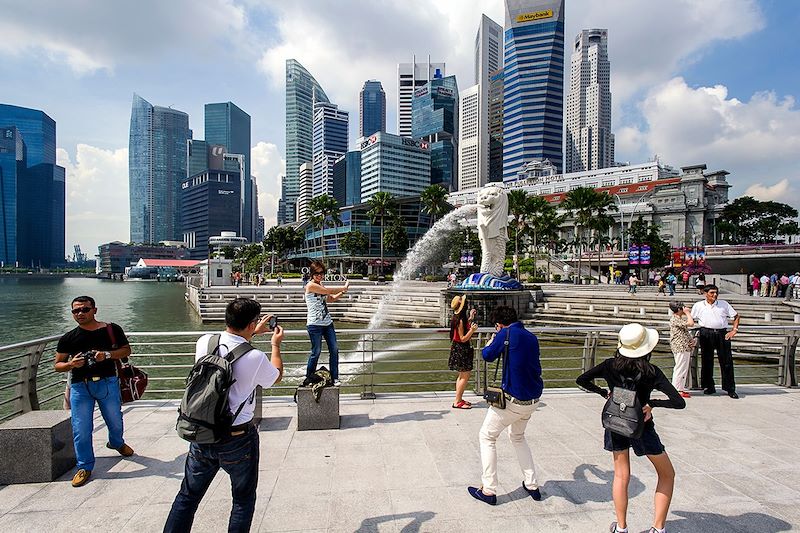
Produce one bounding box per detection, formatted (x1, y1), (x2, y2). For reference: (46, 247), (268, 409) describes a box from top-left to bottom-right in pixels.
(308, 195), (341, 262)
(717, 196), (799, 244)
(588, 192), (617, 281)
(384, 217), (409, 255)
(420, 184), (452, 228)
(627, 216), (671, 270)
(366, 192), (397, 278)
(263, 226), (304, 266)
(525, 196), (557, 278)
(339, 229), (369, 272)
(562, 187), (600, 284)
(508, 189), (530, 278)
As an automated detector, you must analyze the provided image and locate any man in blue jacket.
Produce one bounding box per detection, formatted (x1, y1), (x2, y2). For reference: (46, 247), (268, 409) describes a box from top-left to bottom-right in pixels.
(468, 306), (544, 505)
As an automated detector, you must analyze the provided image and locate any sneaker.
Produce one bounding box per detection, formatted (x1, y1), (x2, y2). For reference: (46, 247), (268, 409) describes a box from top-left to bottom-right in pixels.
(609, 522), (628, 533)
(522, 481), (541, 500)
(107, 442), (134, 457)
(467, 486), (497, 505)
(333, 380), (342, 387)
(679, 391), (691, 398)
(71, 469), (91, 487)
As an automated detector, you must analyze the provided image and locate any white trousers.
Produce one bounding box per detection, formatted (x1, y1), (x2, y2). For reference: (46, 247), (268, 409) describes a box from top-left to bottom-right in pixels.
(479, 401), (538, 495)
(672, 350), (691, 392)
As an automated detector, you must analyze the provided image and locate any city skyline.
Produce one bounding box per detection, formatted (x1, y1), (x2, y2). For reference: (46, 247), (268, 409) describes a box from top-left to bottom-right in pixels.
(1, 0), (798, 253)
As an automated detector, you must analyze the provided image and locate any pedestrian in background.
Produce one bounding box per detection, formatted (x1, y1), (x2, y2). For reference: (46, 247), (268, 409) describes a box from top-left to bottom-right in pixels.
(668, 301), (695, 398)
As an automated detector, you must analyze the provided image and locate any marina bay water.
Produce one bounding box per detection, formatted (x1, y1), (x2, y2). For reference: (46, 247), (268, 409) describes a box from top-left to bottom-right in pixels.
(0, 277), (203, 346)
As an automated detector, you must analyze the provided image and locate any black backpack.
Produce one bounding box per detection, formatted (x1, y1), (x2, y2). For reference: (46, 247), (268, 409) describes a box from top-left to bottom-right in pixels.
(601, 373), (645, 438)
(176, 334), (255, 444)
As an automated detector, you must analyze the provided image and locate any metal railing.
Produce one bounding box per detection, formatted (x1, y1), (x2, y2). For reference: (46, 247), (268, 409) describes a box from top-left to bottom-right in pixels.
(1, 325), (797, 422)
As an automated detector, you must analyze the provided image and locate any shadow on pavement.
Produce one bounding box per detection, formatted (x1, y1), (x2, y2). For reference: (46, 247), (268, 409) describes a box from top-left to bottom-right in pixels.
(357, 511), (436, 533)
(669, 510), (792, 532)
(522, 463), (645, 504)
(340, 410), (449, 428)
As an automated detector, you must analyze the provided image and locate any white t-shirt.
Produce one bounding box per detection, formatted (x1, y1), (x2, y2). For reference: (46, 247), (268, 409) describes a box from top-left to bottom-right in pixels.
(195, 332), (280, 425)
(691, 299), (737, 329)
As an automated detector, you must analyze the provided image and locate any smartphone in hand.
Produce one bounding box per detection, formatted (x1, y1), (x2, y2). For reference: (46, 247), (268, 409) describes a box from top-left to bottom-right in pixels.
(268, 315), (279, 330)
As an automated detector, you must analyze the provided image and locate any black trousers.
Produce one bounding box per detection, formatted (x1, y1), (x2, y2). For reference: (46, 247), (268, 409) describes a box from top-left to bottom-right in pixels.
(698, 327), (736, 392)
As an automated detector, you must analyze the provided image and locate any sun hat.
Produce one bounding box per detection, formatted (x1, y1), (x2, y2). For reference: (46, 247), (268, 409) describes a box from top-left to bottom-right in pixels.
(617, 323), (659, 359)
(450, 295), (467, 314)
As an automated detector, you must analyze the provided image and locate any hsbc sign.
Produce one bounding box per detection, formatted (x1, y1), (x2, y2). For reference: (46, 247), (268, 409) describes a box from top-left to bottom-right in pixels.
(401, 138), (429, 150)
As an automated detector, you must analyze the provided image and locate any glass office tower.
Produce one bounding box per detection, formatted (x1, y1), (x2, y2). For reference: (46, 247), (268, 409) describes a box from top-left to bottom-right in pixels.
(503, 0), (565, 181)
(205, 102), (255, 240)
(129, 94), (191, 243)
(312, 102), (349, 199)
(359, 80), (386, 137)
(411, 75), (459, 191)
(283, 59), (330, 224)
(0, 104), (66, 267)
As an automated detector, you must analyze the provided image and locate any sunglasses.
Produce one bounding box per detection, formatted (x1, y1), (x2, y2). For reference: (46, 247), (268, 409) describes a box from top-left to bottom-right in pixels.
(312, 271), (325, 276)
(71, 307), (94, 315)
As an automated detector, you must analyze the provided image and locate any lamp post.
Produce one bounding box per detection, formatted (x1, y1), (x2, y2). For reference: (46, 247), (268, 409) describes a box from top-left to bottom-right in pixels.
(614, 192), (650, 251)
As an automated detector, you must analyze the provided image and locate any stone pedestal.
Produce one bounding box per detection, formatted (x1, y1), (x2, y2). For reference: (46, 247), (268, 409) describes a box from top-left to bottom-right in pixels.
(296, 387), (340, 431)
(0, 410), (75, 484)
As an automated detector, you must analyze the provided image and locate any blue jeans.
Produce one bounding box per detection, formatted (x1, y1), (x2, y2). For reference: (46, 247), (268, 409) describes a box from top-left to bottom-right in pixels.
(668, 283), (675, 296)
(164, 426), (260, 533)
(70, 376), (125, 471)
(306, 323), (339, 379)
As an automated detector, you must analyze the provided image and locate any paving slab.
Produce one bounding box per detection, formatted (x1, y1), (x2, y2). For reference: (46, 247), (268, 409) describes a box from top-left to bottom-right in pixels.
(0, 386), (797, 532)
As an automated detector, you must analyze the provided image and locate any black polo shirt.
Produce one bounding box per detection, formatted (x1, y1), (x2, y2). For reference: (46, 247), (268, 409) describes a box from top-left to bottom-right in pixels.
(56, 323), (129, 381)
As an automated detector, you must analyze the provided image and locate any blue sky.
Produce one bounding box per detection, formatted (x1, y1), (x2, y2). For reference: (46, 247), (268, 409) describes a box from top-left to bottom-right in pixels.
(0, 0), (797, 254)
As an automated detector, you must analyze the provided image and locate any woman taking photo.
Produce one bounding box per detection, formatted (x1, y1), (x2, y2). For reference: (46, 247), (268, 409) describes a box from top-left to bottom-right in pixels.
(448, 295), (478, 409)
(576, 323), (685, 533)
(305, 261), (349, 385)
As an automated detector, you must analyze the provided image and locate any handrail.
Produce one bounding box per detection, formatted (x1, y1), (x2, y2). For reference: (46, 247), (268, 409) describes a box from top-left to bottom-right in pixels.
(1, 325), (798, 422)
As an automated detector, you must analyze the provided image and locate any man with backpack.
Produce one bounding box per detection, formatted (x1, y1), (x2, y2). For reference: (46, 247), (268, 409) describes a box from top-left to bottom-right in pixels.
(165, 298), (284, 533)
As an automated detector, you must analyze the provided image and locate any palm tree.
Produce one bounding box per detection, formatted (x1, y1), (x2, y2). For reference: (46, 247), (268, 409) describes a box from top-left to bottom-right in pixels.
(525, 195), (553, 279)
(589, 193), (618, 282)
(420, 184), (452, 228)
(366, 192), (397, 279)
(562, 187), (598, 284)
(530, 200), (565, 281)
(508, 189), (530, 278)
(308, 195), (341, 263)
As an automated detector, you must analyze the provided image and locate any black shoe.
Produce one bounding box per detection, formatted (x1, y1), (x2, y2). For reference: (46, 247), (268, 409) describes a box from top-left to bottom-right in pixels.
(703, 388), (717, 395)
(467, 486), (497, 505)
(727, 391), (739, 399)
(522, 481), (541, 500)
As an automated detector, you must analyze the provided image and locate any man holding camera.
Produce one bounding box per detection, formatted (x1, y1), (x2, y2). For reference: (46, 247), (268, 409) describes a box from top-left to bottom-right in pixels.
(55, 296), (134, 488)
(164, 298), (284, 533)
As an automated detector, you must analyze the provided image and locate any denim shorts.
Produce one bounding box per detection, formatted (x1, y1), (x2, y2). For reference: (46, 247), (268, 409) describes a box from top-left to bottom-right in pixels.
(604, 425), (665, 456)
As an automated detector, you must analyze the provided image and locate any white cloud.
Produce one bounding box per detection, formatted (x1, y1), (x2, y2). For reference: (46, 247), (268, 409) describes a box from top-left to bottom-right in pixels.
(626, 77), (800, 206)
(0, 0), (247, 74)
(57, 145), (129, 255)
(252, 142), (286, 231)
(745, 179), (794, 202)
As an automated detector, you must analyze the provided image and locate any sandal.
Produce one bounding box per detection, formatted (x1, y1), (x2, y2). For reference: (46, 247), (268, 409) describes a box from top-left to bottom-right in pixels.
(452, 400), (472, 409)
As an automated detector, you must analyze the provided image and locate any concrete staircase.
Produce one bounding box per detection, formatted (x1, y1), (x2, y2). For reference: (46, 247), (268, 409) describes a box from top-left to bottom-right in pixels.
(191, 281), (446, 326)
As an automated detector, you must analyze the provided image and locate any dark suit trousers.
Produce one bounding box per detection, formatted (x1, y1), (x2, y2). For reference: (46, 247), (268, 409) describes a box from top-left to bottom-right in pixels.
(698, 327), (736, 392)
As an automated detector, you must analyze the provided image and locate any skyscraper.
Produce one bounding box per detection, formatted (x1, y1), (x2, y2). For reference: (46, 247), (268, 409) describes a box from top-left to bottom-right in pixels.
(503, 0), (565, 181)
(412, 75), (459, 190)
(0, 104), (66, 267)
(296, 162), (313, 223)
(458, 85), (481, 190)
(397, 57), (445, 137)
(488, 69), (505, 183)
(359, 81), (386, 137)
(283, 59), (330, 224)
(205, 102), (255, 240)
(473, 15), (503, 187)
(129, 94), (191, 243)
(312, 102), (349, 199)
(359, 133), (431, 201)
(566, 28), (614, 173)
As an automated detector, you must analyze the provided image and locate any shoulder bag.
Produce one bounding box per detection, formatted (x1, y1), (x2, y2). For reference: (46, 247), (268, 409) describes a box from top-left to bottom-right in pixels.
(483, 329), (510, 409)
(107, 323), (149, 404)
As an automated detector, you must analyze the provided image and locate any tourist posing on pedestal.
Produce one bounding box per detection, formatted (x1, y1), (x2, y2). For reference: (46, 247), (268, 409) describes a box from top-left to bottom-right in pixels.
(448, 295), (478, 409)
(468, 306), (544, 506)
(577, 323), (686, 533)
(305, 261), (348, 385)
(54, 296), (134, 488)
(668, 301), (695, 398)
(690, 284), (741, 399)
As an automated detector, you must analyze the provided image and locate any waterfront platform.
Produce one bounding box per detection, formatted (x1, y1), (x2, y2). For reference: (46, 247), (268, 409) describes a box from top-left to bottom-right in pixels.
(0, 387), (798, 532)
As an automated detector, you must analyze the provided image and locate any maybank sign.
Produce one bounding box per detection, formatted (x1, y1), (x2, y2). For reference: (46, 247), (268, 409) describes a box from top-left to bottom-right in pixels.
(516, 9), (553, 23)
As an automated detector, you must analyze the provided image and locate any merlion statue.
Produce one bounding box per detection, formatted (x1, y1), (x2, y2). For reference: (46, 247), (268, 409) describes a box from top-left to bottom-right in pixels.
(476, 185), (509, 277)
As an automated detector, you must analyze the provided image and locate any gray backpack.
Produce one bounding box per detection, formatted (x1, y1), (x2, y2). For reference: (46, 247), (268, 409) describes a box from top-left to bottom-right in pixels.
(176, 334), (254, 444)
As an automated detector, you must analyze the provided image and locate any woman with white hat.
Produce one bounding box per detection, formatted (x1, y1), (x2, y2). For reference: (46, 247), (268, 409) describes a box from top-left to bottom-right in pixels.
(448, 294), (478, 409)
(576, 323), (686, 533)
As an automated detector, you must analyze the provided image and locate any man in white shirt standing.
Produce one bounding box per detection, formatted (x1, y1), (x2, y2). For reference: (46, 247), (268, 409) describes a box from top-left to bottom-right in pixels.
(691, 284), (741, 399)
(165, 298), (284, 532)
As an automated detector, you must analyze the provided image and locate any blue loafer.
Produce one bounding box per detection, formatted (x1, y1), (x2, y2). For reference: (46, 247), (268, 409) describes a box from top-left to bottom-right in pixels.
(467, 486), (497, 505)
(522, 481), (541, 500)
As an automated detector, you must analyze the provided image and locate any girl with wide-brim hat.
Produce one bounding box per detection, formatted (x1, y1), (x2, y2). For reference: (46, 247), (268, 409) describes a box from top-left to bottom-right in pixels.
(576, 323), (686, 533)
(448, 295), (478, 409)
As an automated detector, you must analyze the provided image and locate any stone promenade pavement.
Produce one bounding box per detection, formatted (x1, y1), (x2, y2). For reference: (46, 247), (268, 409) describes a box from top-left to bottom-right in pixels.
(0, 386), (798, 532)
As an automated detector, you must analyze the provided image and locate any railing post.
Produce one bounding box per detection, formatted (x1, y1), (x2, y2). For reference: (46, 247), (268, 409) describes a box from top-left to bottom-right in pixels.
(360, 333), (376, 400)
(474, 332), (484, 395)
(689, 338), (701, 390)
(581, 332), (598, 373)
(14, 342), (48, 414)
(778, 330), (798, 388)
